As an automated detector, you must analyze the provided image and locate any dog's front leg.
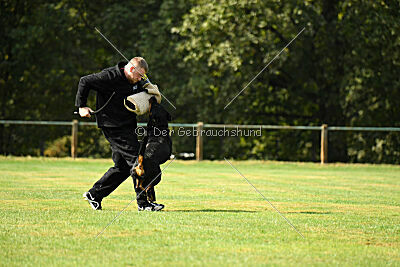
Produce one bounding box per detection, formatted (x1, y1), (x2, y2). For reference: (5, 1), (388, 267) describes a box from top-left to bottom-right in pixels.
(135, 155), (145, 176)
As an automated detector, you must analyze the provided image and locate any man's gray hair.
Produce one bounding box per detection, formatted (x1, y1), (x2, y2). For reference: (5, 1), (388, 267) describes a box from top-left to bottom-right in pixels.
(131, 57), (148, 73)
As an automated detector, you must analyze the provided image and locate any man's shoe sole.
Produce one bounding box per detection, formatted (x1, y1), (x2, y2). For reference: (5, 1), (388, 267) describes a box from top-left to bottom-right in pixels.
(138, 204), (164, 211)
(83, 192), (102, 210)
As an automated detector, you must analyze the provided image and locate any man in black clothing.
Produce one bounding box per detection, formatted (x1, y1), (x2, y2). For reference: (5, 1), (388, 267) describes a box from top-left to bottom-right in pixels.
(76, 57), (164, 211)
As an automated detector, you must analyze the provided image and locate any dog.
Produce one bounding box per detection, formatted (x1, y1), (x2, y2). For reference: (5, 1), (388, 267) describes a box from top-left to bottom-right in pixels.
(134, 96), (172, 203)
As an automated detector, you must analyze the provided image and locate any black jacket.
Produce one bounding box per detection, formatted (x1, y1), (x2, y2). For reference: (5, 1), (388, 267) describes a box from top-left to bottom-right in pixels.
(75, 61), (147, 128)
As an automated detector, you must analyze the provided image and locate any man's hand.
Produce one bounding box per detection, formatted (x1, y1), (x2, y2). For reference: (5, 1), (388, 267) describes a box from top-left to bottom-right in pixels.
(79, 107), (94, 118)
(146, 84), (162, 104)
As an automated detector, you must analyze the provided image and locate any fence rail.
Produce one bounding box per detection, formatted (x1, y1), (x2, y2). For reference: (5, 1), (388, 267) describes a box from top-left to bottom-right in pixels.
(1, 120), (399, 163)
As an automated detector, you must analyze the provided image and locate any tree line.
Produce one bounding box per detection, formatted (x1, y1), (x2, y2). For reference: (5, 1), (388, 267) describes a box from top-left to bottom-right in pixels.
(1, 0), (399, 163)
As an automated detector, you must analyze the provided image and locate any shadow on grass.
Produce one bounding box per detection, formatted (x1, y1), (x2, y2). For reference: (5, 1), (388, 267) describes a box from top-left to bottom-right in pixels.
(286, 211), (332, 214)
(166, 209), (257, 213)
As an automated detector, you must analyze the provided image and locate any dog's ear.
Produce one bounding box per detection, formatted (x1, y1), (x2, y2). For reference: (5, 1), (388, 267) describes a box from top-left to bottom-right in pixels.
(149, 96), (157, 105)
(167, 111), (172, 122)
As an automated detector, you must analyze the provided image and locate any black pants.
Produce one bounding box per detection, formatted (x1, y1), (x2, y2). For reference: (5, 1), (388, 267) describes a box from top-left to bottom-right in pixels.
(88, 126), (147, 205)
(141, 137), (172, 188)
(137, 136), (172, 202)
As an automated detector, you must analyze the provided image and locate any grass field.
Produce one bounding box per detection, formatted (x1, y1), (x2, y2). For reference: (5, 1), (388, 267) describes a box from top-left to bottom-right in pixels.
(0, 156), (399, 266)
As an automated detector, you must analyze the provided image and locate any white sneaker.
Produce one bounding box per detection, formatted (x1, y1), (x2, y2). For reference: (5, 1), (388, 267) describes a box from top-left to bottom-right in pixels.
(138, 202), (164, 211)
(83, 192), (102, 210)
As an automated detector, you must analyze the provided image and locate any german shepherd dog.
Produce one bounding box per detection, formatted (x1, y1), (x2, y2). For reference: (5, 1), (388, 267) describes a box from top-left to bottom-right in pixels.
(134, 96), (172, 203)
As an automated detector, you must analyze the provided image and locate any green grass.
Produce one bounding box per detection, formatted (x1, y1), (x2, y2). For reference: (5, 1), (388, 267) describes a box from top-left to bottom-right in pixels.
(0, 157), (399, 266)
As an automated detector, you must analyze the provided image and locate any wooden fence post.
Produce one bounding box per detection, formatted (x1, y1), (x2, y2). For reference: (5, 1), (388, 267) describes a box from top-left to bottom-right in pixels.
(71, 120), (78, 158)
(320, 124), (328, 164)
(196, 122), (203, 161)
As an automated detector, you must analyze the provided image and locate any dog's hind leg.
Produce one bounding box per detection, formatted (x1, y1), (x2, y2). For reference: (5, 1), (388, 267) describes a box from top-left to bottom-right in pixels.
(146, 186), (156, 203)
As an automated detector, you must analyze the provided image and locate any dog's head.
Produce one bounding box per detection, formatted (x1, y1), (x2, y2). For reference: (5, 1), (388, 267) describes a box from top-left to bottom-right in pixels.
(149, 96), (171, 127)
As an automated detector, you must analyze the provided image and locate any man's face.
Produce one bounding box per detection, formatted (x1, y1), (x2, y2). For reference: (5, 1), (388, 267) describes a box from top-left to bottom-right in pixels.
(127, 62), (146, 83)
